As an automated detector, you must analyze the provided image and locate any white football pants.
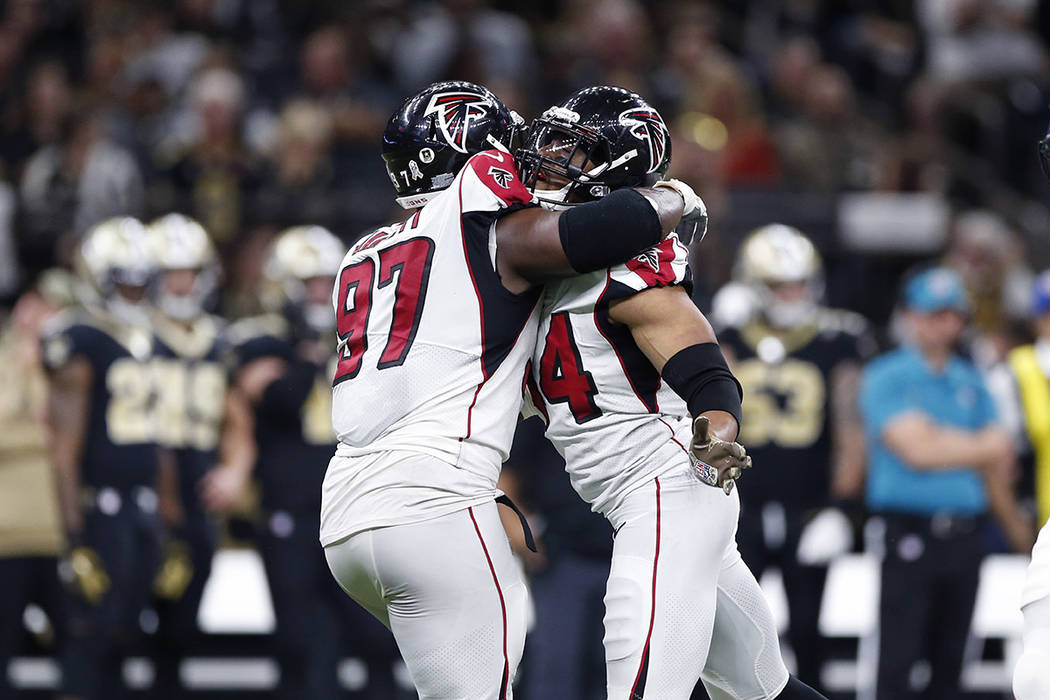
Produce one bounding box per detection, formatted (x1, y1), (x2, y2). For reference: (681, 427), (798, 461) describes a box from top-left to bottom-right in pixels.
(604, 470), (790, 700)
(325, 501), (527, 699)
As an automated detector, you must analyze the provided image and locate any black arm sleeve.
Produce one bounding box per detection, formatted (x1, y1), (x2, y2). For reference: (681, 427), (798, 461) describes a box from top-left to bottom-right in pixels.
(660, 343), (743, 428)
(558, 189), (663, 273)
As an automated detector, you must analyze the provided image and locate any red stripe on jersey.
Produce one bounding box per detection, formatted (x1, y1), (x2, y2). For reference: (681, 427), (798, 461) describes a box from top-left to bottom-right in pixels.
(628, 477), (662, 699)
(467, 150), (532, 207)
(657, 417), (690, 455)
(468, 506), (511, 699)
(594, 270), (659, 413)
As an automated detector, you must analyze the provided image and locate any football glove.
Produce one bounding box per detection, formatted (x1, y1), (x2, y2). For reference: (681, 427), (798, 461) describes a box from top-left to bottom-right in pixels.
(690, 415), (752, 495)
(153, 539), (195, 601)
(62, 546), (111, 605)
(655, 178), (709, 245)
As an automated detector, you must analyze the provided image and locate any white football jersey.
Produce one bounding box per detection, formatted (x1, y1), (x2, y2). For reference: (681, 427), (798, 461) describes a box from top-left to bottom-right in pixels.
(322, 150), (541, 544)
(526, 232), (695, 516)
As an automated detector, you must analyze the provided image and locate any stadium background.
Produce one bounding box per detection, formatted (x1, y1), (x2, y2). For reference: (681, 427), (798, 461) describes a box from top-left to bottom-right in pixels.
(1, 0), (1049, 698)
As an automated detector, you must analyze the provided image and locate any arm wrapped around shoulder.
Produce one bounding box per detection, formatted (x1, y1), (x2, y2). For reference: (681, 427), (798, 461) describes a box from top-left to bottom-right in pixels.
(661, 343), (743, 428)
(557, 188), (663, 273)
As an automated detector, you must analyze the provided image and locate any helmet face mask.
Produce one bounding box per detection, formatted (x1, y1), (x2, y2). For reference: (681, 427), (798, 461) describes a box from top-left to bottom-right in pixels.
(77, 217), (154, 325)
(735, 224), (824, 329)
(516, 86), (671, 206)
(262, 226), (345, 337)
(147, 214), (220, 321)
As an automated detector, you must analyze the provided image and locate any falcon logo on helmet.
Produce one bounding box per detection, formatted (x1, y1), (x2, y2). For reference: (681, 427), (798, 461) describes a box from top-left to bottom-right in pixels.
(424, 92), (492, 154)
(619, 108), (668, 173)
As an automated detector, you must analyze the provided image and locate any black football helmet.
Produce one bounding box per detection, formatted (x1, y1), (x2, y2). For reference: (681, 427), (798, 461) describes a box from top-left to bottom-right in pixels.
(382, 80), (521, 209)
(516, 86), (672, 207)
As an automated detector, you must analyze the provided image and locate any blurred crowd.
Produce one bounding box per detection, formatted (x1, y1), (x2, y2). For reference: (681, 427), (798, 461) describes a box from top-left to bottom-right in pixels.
(3, 0), (1050, 698)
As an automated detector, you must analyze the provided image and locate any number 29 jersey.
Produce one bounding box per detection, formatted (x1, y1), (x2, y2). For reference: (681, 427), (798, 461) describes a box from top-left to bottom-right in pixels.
(323, 150), (540, 543)
(525, 233), (694, 517)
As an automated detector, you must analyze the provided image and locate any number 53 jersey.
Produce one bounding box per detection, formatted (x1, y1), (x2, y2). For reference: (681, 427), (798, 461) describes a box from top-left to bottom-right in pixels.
(323, 150), (540, 543)
(524, 233), (694, 518)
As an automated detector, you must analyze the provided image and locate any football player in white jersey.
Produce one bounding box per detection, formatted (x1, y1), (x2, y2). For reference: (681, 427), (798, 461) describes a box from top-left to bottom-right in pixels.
(1012, 129), (1050, 700)
(519, 87), (828, 699)
(321, 81), (703, 699)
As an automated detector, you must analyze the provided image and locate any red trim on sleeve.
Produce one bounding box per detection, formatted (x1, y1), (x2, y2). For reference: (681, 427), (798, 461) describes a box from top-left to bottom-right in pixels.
(467, 150), (533, 206)
(625, 237), (680, 288)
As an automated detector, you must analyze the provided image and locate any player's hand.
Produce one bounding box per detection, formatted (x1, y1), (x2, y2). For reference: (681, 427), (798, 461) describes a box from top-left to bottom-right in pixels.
(689, 415), (752, 495)
(61, 544), (111, 605)
(154, 539), (194, 601)
(654, 179), (708, 242)
(200, 464), (249, 513)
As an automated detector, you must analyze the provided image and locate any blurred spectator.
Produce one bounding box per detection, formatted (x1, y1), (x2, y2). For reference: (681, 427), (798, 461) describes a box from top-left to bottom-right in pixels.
(775, 64), (884, 192)
(151, 66), (262, 252)
(989, 269), (1050, 530)
(918, 0), (1046, 83)
(657, 3), (779, 185)
(0, 277), (67, 700)
(859, 267), (1031, 700)
(253, 100), (341, 230)
(19, 106), (144, 276)
(943, 209), (1034, 365)
(1, 60), (74, 179)
(291, 24), (399, 236)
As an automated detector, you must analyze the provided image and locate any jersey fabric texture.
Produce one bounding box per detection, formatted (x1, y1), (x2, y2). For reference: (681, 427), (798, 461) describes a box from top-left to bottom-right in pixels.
(718, 311), (872, 510)
(525, 232), (694, 517)
(41, 309), (157, 490)
(321, 149), (540, 545)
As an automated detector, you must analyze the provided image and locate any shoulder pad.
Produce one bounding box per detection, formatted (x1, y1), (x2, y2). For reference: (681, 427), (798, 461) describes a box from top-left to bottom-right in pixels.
(462, 150), (534, 209)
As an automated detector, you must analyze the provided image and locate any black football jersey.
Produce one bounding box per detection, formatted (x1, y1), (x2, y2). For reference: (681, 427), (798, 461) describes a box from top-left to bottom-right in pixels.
(41, 310), (158, 490)
(152, 313), (230, 516)
(227, 314), (336, 512)
(719, 310), (874, 509)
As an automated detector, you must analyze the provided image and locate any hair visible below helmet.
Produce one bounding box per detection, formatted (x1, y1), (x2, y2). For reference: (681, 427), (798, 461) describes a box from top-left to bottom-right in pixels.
(734, 224), (823, 328)
(147, 213), (220, 321)
(382, 80), (520, 210)
(262, 226), (345, 334)
(76, 217), (153, 325)
(516, 85), (671, 208)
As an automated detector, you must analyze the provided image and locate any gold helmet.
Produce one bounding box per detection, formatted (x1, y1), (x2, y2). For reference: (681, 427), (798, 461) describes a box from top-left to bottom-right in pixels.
(734, 224), (823, 328)
(147, 213), (220, 320)
(76, 217), (153, 325)
(261, 226), (345, 333)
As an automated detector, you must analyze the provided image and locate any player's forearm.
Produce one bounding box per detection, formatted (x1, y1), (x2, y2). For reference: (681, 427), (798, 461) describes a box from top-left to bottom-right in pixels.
(498, 187), (683, 288)
(46, 363), (91, 535)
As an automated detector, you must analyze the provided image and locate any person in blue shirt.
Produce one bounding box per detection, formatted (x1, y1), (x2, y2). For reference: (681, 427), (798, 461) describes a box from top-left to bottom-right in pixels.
(859, 266), (1025, 700)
